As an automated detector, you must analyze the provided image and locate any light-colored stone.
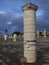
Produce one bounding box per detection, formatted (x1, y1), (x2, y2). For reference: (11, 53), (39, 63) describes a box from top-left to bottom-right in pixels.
(37, 30), (39, 38)
(24, 33), (36, 40)
(22, 3), (38, 63)
(44, 29), (46, 38)
(4, 34), (7, 40)
(13, 34), (17, 42)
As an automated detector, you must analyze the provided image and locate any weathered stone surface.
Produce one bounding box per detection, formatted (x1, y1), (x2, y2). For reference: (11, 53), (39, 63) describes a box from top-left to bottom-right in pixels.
(22, 3), (38, 63)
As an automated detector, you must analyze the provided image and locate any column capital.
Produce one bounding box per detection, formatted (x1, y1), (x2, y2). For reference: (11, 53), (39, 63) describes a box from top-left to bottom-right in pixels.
(22, 3), (38, 11)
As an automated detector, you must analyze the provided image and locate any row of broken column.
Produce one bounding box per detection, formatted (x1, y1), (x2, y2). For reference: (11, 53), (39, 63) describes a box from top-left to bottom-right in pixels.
(4, 29), (47, 42)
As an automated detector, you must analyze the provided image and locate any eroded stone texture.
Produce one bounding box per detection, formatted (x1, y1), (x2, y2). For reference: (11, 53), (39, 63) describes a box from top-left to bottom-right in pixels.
(22, 3), (38, 64)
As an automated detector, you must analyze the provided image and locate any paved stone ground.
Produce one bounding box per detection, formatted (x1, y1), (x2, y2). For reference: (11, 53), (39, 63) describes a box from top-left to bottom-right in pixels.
(0, 37), (49, 65)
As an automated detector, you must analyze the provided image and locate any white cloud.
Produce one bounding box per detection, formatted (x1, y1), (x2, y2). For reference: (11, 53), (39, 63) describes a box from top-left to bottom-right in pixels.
(0, 11), (6, 14)
(7, 21), (12, 24)
(36, 10), (44, 18)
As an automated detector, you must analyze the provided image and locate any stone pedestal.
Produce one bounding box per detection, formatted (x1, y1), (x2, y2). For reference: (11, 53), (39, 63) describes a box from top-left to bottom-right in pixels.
(22, 3), (38, 64)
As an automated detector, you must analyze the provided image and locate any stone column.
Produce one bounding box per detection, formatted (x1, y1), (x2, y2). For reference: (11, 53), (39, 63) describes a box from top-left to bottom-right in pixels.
(37, 30), (39, 38)
(44, 29), (46, 38)
(4, 34), (7, 40)
(22, 3), (38, 65)
(13, 34), (17, 42)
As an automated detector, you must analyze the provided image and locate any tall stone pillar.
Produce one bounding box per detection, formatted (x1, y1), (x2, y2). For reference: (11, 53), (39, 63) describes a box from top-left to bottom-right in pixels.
(22, 3), (38, 65)
(44, 29), (46, 38)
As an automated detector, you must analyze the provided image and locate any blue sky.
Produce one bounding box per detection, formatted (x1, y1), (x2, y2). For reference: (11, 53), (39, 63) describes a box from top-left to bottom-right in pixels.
(0, 0), (49, 34)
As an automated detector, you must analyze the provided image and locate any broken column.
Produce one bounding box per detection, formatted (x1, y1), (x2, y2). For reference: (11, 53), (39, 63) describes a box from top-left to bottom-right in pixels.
(37, 30), (39, 38)
(44, 29), (46, 38)
(13, 34), (17, 42)
(22, 3), (38, 65)
(4, 34), (7, 40)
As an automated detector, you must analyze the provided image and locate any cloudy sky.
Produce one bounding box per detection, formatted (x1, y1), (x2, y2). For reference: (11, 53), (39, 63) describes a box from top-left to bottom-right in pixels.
(0, 0), (49, 34)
